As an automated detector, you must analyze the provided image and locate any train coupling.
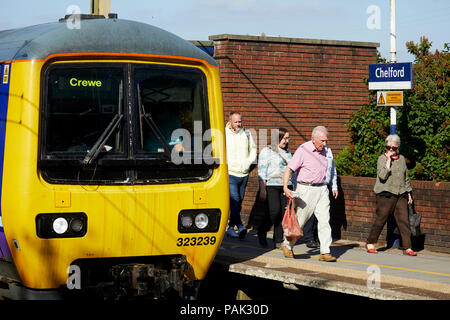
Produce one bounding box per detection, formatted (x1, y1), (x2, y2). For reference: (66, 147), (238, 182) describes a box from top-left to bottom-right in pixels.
(110, 256), (195, 299)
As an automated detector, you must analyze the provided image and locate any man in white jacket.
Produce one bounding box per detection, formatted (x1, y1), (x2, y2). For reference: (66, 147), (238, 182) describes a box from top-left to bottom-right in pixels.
(225, 112), (257, 239)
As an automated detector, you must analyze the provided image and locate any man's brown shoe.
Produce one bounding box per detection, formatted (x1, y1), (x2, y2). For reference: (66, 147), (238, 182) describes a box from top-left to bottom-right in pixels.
(319, 253), (337, 262)
(281, 243), (294, 258)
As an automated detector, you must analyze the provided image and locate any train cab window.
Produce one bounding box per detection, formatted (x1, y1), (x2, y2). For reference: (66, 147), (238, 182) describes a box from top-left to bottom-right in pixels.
(134, 67), (206, 155)
(44, 66), (125, 155)
(41, 65), (127, 183)
(134, 66), (212, 181)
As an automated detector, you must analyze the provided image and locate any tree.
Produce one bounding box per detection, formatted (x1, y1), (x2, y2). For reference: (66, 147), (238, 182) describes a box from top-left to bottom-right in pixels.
(335, 37), (449, 181)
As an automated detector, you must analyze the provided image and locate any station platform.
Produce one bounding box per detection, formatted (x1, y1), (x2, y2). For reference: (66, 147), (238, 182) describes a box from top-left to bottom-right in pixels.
(213, 230), (450, 300)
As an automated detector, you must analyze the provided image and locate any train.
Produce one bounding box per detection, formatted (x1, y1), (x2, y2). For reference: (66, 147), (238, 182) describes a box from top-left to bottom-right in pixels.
(0, 14), (229, 299)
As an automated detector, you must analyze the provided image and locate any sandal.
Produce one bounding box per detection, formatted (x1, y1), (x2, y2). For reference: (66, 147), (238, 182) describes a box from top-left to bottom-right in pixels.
(403, 249), (417, 256)
(365, 243), (378, 254)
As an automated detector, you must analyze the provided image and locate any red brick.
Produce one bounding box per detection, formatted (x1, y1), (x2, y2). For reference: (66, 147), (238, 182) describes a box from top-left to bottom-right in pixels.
(212, 36), (448, 253)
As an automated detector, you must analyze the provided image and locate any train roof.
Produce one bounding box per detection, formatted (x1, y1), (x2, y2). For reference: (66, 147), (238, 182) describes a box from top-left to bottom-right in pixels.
(0, 18), (217, 66)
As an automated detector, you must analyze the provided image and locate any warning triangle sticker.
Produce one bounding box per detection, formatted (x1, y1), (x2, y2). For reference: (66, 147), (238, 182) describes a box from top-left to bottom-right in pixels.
(378, 93), (385, 105)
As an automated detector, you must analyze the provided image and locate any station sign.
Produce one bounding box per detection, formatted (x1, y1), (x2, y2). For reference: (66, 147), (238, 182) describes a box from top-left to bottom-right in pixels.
(377, 91), (403, 106)
(369, 62), (413, 90)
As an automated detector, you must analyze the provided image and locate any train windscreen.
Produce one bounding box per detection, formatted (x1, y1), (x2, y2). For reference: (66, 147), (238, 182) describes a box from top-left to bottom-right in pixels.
(40, 63), (213, 184)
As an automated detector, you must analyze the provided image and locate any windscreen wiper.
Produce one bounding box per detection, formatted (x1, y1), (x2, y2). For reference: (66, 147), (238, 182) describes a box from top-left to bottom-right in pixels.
(82, 113), (123, 165)
(83, 81), (123, 165)
(137, 84), (172, 160)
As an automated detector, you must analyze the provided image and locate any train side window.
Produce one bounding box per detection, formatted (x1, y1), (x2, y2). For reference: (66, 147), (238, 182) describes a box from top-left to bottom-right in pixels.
(44, 66), (125, 156)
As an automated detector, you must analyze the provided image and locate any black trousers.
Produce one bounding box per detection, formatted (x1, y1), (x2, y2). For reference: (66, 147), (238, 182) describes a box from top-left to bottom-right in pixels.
(263, 185), (288, 245)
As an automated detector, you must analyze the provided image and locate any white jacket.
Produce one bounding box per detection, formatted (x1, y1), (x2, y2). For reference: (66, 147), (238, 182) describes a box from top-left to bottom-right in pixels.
(225, 122), (257, 177)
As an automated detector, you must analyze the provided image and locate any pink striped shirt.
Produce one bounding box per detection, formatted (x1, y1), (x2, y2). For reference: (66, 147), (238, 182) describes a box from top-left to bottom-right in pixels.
(288, 141), (327, 184)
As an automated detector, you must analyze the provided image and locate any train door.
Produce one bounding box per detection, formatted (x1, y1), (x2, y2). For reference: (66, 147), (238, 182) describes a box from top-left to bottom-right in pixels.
(0, 62), (12, 261)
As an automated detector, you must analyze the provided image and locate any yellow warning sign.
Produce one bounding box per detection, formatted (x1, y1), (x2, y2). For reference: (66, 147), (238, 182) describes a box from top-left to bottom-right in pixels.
(377, 91), (403, 106)
(386, 91), (403, 105)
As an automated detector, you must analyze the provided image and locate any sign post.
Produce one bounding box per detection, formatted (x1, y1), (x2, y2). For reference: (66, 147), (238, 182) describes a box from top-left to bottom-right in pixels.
(369, 62), (412, 134)
(390, 0), (397, 134)
(377, 91), (404, 134)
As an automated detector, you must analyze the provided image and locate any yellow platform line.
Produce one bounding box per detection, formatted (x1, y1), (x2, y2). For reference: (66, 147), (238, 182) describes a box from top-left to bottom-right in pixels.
(222, 240), (450, 278)
(334, 258), (450, 277)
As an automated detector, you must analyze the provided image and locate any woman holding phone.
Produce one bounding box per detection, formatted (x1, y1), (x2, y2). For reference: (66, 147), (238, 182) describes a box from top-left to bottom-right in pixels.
(365, 134), (417, 256)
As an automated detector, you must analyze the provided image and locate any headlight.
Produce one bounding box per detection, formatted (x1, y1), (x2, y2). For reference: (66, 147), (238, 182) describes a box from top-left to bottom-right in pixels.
(53, 217), (69, 234)
(178, 209), (221, 233)
(194, 213), (208, 229)
(70, 218), (85, 233)
(36, 213), (87, 238)
(181, 215), (193, 228)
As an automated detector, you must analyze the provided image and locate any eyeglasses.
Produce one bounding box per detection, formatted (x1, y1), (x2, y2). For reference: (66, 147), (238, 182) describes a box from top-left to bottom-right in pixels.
(386, 145), (398, 151)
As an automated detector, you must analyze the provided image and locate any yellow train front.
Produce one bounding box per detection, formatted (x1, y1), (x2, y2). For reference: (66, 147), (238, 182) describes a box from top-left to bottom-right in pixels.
(0, 16), (228, 299)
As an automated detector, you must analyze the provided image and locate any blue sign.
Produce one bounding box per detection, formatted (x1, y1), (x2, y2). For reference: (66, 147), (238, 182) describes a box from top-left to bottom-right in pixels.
(368, 62), (413, 90)
(197, 46), (214, 57)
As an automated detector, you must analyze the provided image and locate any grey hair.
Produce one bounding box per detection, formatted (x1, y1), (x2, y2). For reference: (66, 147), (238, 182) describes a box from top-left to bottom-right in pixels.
(311, 126), (329, 139)
(386, 134), (401, 146)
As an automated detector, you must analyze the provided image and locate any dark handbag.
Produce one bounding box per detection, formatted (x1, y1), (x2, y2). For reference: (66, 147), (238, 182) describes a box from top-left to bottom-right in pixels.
(258, 177), (267, 202)
(408, 203), (422, 237)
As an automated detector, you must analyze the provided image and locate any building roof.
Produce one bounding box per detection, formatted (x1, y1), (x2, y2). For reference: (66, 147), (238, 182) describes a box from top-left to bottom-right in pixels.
(0, 18), (217, 65)
(209, 34), (379, 48)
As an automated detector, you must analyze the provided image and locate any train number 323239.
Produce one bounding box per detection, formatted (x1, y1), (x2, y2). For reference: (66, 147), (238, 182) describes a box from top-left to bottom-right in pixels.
(177, 236), (217, 247)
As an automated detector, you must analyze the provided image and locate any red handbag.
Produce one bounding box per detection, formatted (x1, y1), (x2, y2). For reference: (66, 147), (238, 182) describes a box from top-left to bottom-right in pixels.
(282, 198), (303, 242)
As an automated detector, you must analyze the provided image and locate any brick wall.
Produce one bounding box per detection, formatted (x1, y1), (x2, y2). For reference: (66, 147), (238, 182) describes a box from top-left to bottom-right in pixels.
(239, 172), (450, 254)
(209, 34), (379, 153)
(332, 177), (450, 253)
(208, 34), (449, 254)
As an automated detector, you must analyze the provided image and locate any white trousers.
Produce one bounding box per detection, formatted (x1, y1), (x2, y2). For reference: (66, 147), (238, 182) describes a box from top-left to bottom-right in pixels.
(283, 184), (332, 254)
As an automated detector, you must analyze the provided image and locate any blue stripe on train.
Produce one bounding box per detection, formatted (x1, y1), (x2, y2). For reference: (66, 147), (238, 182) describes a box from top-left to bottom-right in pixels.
(0, 62), (11, 259)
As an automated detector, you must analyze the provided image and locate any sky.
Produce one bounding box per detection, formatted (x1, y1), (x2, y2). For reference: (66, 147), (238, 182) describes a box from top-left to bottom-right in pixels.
(0, 0), (449, 63)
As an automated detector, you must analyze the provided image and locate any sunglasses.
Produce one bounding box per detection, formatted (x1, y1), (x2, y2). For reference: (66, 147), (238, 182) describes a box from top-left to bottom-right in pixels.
(386, 145), (398, 151)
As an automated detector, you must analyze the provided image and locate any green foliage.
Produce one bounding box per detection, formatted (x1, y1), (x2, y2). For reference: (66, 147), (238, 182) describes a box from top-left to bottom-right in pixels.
(335, 37), (449, 181)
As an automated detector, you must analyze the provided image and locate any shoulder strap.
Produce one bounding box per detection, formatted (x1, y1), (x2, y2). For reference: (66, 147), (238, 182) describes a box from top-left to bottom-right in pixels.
(244, 129), (251, 140)
(244, 129), (251, 153)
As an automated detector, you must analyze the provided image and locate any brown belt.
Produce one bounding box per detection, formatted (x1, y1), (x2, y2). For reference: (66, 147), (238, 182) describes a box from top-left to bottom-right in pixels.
(297, 181), (325, 187)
